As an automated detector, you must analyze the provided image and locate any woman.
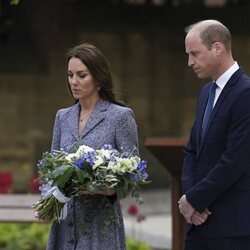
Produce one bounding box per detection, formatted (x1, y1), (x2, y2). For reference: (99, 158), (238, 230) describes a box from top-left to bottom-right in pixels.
(46, 43), (139, 249)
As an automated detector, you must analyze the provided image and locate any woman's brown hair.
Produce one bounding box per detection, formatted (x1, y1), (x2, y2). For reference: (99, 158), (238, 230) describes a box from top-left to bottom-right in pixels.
(67, 43), (124, 106)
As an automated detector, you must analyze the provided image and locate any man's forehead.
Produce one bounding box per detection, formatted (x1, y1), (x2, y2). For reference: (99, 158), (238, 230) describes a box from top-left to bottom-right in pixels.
(186, 29), (201, 40)
(185, 38), (205, 54)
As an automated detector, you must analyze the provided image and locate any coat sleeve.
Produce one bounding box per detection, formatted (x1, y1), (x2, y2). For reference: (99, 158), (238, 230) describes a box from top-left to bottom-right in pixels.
(186, 89), (250, 212)
(182, 120), (197, 194)
(51, 110), (61, 151)
(182, 86), (205, 194)
(115, 108), (139, 155)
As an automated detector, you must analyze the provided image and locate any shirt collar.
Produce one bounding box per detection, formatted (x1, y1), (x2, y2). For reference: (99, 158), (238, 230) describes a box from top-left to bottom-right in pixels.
(215, 61), (239, 90)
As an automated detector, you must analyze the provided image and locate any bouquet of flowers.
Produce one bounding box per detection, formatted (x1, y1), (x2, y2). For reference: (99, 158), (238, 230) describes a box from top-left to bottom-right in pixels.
(32, 144), (150, 223)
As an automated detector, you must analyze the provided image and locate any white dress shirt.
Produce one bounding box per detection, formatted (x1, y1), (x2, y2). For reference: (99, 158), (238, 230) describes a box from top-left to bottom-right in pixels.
(213, 61), (239, 107)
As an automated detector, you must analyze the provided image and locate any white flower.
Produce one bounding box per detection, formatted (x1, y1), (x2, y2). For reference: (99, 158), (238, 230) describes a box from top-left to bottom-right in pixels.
(97, 149), (111, 159)
(93, 156), (105, 169)
(65, 153), (77, 162)
(108, 157), (137, 175)
(75, 145), (95, 158)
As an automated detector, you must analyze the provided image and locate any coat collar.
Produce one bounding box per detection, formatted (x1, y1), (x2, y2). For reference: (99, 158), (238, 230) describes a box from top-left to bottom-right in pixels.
(66, 99), (110, 140)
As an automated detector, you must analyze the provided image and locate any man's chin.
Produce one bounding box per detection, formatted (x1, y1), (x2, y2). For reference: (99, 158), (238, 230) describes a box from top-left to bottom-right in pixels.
(196, 73), (207, 79)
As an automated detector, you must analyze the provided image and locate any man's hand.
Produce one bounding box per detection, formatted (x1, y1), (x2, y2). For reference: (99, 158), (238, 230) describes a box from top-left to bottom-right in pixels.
(178, 194), (195, 223)
(191, 209), (212, 225)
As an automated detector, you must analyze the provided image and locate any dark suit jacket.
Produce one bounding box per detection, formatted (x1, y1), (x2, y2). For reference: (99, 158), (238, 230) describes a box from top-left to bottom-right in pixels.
(182, 68), (250, 238)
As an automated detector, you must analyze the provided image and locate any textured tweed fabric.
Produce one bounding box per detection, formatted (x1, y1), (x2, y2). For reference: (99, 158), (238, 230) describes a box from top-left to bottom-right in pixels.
(46, 99), (139, 250)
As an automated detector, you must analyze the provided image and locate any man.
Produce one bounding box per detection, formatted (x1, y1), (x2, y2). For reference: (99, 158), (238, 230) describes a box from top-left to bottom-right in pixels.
(179, 19), (250, 249)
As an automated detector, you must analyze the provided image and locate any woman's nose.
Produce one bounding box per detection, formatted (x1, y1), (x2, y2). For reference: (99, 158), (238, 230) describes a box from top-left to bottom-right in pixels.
(71, 75), (78, 85)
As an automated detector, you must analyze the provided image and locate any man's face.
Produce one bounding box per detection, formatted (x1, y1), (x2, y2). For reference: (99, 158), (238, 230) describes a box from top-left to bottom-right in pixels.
(185, 30), (217, 79)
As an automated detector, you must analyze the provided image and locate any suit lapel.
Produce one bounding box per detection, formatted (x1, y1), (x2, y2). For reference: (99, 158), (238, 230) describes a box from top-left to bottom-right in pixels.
(81, 99), (109, 138)
(196, 83), (210, 149)
(197, 68), (244, 158)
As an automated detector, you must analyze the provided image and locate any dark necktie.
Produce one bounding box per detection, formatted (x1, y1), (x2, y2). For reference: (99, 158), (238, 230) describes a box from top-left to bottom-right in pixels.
(201, 82), (217, 138)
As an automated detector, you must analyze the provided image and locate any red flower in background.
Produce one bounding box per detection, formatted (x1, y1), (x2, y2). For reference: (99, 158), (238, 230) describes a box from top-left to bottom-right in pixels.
(127, 204), (139, 216)
(0, 171), (13, 193)
(137, 214), (146, 223)
(29, 174), (40, 193)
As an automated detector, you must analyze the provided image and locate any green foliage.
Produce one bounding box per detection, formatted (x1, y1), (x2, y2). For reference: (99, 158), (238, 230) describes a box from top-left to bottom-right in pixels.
(10, 0), (20, 5)
(126, 237), (152, 250)
(51, 164), (74, 187)
(0, 223), (50, 250)
(0, 223), (152, 250)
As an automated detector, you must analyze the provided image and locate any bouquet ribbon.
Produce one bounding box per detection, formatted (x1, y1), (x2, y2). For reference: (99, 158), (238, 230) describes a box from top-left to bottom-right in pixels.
(43, 186), (71, 220)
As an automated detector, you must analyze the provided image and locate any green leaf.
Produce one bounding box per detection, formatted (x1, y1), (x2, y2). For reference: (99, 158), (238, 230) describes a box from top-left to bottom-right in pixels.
(51, 164), (72, 178)
(116, 184), (129, 199)
(51, 165), (74, 187)
(138, 180), (152, 185)
(74, 167), (85, 184)
(87, 182), (95, 192)
(81, 163), (93, 180)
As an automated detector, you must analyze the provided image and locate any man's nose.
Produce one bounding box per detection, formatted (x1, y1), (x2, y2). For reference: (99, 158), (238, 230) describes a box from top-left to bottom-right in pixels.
(188, 56), (194, 67)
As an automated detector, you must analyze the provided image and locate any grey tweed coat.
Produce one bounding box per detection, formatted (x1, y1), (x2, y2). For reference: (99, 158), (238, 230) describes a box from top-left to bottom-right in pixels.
(46, 99), (139, 250)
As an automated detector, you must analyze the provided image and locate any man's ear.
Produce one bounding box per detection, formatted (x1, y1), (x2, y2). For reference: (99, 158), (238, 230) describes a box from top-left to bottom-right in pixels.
(212, 42), (224, 56)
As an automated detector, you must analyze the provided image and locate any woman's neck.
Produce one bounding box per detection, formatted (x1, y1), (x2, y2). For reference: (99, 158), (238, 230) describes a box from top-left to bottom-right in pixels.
(78, 95), (100, 112)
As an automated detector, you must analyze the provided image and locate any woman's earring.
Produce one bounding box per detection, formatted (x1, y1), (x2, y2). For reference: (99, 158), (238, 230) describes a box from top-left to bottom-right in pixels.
(97, 87), (101, 91)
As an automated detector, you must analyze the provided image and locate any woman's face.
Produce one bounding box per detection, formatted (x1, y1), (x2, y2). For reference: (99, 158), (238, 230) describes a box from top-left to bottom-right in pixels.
(68, 57), (99, 100)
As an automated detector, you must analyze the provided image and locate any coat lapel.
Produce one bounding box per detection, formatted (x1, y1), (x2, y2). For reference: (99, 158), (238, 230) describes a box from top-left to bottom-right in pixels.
(66, 103), (81, 141)
(81, 99), (110, 138)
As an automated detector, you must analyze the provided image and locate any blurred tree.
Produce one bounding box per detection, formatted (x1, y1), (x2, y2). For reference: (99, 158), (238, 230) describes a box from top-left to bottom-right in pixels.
(10, 0), (19, 4)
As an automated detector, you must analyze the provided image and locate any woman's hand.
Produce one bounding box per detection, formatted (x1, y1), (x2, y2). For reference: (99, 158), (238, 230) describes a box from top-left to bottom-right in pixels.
(78, 188), (115, 196)
(100, 188), (115, 196)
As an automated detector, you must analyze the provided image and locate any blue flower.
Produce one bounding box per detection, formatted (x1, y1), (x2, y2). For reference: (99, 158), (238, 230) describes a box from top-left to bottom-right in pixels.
(110, 155), (116, 162)
(74, 151), (97, 169)
(84, 151), (97, 165)
(125, 173), (139, 182)
(137, 160), (147, 172)
(74, 156), (86, 169)
(142, 171), (149, 180)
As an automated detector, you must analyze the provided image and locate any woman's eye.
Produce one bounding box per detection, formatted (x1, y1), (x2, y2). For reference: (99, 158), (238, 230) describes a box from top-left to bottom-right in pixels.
(79, 74), (86, 79)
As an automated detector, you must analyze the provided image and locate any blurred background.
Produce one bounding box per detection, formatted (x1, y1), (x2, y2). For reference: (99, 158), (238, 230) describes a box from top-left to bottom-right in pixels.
(0, 0), (249, 193)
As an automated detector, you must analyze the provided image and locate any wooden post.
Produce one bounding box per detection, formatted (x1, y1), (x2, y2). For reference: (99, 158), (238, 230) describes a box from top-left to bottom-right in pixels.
(145, 137), (187, 250)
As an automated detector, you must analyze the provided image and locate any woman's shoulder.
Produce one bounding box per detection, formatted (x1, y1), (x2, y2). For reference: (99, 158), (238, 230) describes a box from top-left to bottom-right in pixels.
(108, 103), (135, 118)
(55, 103), (79, 118)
